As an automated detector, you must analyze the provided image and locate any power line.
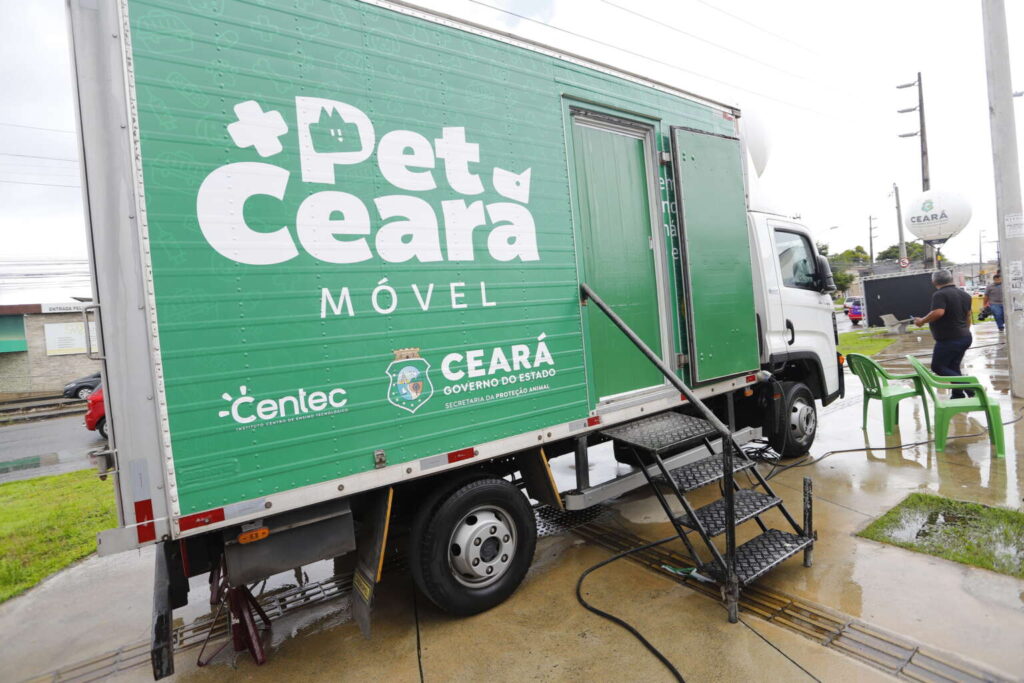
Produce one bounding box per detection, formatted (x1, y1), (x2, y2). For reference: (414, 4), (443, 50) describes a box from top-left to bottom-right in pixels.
(465, 0), (821, 115)
(0, 152), (78, 162)
(692, 0), (819, 56)
(0, 122), (76, 134)
(599, 0), (813, 83)
(0, 179), (81, 189)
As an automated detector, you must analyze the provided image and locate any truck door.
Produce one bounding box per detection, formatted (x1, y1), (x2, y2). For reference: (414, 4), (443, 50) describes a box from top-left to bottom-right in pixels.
(670, 126), (760, 384)
(767, 221), (839, 395)
(569, 110), (670, 403)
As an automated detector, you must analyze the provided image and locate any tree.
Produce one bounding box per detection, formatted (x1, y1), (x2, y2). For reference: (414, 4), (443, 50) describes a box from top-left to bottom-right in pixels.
(876, 241), (925, 261)
(830, 245), (869, 265)
(832, 270), (855, 293)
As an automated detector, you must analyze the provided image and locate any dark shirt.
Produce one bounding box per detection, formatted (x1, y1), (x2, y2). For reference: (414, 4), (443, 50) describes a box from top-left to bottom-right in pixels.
(929, 285), (973, 341)
(985, 282), (1003, 305)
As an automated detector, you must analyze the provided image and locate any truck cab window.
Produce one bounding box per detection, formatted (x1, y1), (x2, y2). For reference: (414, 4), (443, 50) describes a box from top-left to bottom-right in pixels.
(775, 230), (817, 290)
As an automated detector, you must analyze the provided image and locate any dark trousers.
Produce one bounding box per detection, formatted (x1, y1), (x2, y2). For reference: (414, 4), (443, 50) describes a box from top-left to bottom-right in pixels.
(931, 334), (973, 398)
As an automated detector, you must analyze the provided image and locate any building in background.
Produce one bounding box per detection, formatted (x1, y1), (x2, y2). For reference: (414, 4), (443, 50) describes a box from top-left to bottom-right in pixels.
(0, 301), (101, 398)
(0, 260), (98, 398)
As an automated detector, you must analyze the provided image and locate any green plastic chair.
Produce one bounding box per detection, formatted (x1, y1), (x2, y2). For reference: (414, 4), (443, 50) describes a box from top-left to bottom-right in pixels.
(906, 356), (1005, 457)
(846, 353), (930, 435)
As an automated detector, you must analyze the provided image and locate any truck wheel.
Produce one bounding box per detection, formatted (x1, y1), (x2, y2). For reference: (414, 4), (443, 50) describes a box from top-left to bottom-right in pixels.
(96, 418), (108, 440)
(768, 382), (816, 458)
(409, 477), (536, 616)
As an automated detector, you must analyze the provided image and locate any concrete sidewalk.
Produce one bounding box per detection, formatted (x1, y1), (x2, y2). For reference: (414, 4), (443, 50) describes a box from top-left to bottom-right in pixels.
(3, 321), (1021, 681)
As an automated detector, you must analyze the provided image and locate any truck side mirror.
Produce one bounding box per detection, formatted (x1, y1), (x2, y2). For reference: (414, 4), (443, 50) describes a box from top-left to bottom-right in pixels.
(815, 255), (837, 293)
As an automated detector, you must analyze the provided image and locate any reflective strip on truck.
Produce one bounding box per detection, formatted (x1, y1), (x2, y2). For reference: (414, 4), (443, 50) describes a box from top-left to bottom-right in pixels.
(178, 508), (226, 532)
(134, 499), (156, 543)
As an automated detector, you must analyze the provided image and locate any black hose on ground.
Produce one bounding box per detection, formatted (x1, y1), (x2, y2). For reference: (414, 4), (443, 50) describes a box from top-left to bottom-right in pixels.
(575, 534), (685, 683)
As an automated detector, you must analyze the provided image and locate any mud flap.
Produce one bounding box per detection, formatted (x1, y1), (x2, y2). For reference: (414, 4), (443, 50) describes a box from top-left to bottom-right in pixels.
(151, 542), (175, 679)
(518, 447), (563, 509)
(352, 487), (393, 638)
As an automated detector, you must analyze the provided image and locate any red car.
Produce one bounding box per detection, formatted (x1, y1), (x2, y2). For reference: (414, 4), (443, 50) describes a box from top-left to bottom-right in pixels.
(847, 301), (864, 326)
(85, 387), (107, 439)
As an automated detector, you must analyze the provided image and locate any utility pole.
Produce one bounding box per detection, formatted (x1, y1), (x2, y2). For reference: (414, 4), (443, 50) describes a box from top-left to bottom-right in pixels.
(978, 230), (984, 285)
(893, 183), (907, 261)
(868, 216), (878, 265)
(982, 0), (1024, 396)
(898, 72), (934, 267)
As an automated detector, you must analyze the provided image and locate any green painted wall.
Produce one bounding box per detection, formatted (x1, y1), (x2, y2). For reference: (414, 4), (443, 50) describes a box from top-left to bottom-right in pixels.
(125, 0), (753, 514)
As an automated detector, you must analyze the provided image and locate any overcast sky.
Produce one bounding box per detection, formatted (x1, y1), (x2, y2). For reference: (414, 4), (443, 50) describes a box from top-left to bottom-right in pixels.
(1, 0), (1022, 267)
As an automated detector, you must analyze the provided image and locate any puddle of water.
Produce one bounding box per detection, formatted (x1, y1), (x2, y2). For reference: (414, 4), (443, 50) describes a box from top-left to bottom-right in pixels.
(0, 456), (42, 474)
(867, 497), (1024, 578)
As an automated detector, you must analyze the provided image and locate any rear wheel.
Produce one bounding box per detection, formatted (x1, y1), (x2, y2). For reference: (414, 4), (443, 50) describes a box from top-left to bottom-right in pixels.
(767, 381), (816, 458)
(409, 477), (536, 616)
(76, 386), (93, 400)
(96, 418), (108, 440)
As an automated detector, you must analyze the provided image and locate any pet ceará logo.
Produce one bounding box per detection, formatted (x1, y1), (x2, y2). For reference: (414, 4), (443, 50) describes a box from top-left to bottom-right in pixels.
(386, 348), (434, 414)
(218, 384), (348, 427)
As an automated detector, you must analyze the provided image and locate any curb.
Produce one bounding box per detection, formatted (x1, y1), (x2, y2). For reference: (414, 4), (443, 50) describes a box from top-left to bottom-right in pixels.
(0, 407), (88, 426)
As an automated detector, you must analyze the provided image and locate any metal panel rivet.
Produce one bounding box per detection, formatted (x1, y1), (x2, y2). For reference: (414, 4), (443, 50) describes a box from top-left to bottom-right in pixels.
(264, 501), (272, 509)
(405, 467), (412, 474)
(337, 484), (344, 491)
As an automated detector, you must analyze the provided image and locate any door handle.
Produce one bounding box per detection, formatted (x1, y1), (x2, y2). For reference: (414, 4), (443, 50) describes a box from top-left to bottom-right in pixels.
(785, 319), (795, 345)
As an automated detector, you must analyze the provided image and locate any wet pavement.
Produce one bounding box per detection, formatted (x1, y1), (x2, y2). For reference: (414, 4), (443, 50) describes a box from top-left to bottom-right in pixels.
(0, 415), (105, 483)
(2, 320), (1023, 681)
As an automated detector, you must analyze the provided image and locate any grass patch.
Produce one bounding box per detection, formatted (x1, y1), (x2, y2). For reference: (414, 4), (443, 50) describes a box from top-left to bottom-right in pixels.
(838, 329), (897, 357)
(858, 493), (1024, 578)
(0, 470), (116, 603)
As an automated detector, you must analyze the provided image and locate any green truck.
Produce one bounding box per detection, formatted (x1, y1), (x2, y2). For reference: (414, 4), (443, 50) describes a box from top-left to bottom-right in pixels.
(68, 0), (841, 675)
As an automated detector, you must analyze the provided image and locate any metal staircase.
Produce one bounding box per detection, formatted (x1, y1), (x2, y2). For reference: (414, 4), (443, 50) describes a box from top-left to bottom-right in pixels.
(580, 284), (814, 621)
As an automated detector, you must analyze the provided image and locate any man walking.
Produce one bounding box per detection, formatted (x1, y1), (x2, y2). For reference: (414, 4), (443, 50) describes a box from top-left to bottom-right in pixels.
(913, 270), (974, 398)
(984, 271), (1004, 332)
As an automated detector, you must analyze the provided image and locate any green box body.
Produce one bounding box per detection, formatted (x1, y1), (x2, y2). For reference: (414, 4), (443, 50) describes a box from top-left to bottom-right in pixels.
(121, 0), (758, 517)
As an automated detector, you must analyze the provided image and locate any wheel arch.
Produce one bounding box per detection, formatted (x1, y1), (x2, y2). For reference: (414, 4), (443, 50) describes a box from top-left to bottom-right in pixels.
(767, 352), (829, 403)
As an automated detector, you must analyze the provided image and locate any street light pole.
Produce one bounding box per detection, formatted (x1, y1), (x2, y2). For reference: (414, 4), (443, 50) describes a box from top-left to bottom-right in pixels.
(982, 0), (1024, 396)
(898, 72), (935, 267)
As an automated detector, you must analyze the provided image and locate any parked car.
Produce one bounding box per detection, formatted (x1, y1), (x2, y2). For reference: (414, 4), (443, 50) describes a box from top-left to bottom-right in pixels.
(63, 372), (101, 400)
(844, 296), (863, 314)
(84, 387), (107, 439)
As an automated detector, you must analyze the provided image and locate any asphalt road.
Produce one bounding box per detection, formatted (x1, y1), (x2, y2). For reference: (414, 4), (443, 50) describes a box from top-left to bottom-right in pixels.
(0, 415), (106, 483)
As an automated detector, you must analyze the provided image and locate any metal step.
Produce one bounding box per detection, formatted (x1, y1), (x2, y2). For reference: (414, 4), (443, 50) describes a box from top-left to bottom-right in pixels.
(701, 529), (813, 585)
(675, 489), (780, 537)
(659, 452), (756, 493)
(600, 411), (718, 456)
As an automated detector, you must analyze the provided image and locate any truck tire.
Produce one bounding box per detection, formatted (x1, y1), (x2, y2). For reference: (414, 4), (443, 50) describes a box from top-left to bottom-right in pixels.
(767, 381), (816, 458)
(409, 477), (536, 616)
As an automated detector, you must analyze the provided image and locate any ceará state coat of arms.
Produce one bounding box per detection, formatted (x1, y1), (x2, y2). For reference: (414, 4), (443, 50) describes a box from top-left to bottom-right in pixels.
(386, 348), (434, 414)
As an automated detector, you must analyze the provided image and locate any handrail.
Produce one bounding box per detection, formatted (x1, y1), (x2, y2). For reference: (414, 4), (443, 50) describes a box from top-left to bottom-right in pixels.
(580, 282), (739, 619)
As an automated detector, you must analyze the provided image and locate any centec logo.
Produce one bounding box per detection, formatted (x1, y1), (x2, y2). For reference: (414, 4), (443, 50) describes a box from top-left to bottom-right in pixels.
(386, 348), (434, 414)
(218, 384), (348, 428)
(921, 200), (934, 212)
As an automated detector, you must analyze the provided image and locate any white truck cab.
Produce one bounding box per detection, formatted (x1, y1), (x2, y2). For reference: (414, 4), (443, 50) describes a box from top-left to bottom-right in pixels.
(748, 211), (843, 456)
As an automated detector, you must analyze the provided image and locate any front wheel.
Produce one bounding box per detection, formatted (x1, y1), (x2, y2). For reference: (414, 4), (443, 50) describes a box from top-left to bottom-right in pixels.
(409, 477), (537, 616)
(76, 386), (93, 400)
(767, 381), (816, 458)
(96, 418), (108, 440)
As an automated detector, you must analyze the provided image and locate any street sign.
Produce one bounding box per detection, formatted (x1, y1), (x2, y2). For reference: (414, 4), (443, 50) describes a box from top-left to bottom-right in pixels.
(898, 257), (910, 268)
